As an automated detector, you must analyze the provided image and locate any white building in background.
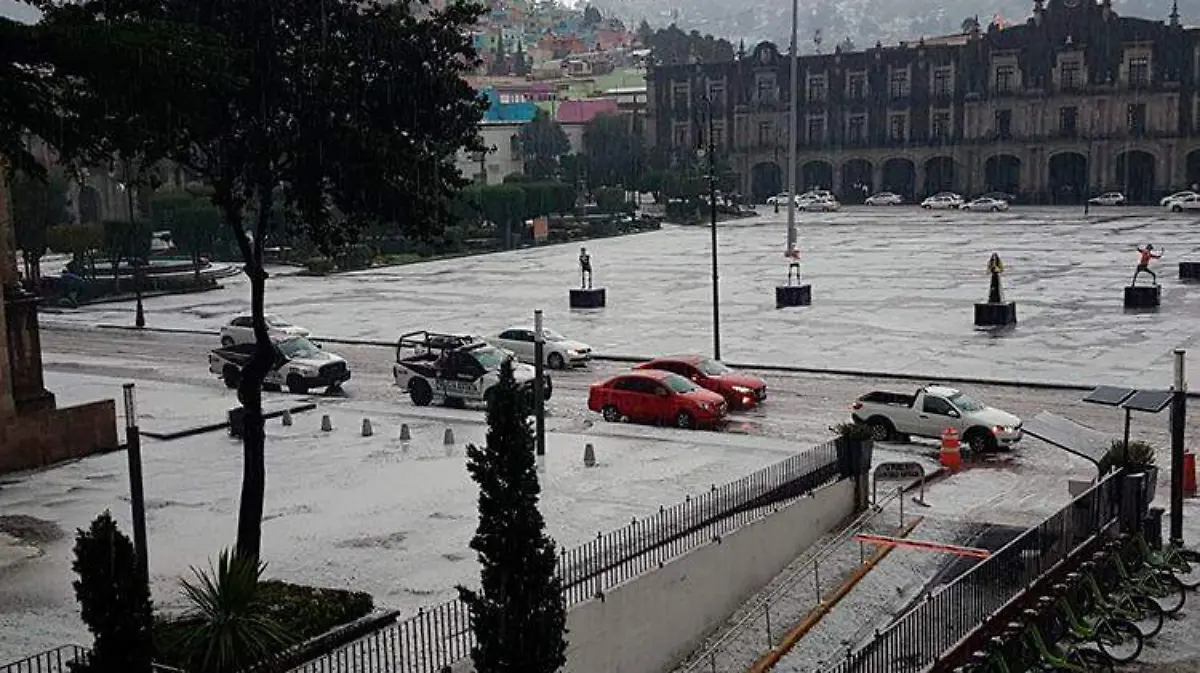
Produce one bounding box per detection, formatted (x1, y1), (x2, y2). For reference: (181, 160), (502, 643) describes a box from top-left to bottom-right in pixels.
(454, 119), (590, 185)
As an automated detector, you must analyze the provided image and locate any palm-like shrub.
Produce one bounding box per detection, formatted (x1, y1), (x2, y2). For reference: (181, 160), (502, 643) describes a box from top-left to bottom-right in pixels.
(172, 549), (291, 673)
(1099, 439), (1157, 475)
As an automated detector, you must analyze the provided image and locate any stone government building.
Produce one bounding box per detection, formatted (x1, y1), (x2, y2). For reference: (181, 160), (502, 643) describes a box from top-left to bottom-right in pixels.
(648, 0), (1200, 204)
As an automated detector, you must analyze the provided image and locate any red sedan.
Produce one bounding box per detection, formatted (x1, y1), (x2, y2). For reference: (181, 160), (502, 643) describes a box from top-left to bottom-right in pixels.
(635, 355), (767, 410)
(587, 370), (728, 429)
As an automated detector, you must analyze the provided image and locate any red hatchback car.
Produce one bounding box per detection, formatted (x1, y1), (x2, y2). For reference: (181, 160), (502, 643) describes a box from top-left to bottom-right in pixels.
(635, 355), (767, 410)
(588, 370), (728, 429)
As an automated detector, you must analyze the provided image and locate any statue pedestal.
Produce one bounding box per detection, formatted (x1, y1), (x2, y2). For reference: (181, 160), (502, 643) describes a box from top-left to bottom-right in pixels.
(570, 288), (606, 309)
(1124, 285), (1161, 309)
(974, 302), (1018, 327)
(775, 284), (811, 308)
(1180, 262), (1200, 281)
(5, 291), (54, 413)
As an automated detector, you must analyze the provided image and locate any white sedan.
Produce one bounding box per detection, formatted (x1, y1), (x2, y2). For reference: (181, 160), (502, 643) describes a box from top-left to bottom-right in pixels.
(920, 194), (963, 209)
(220, 314), (311, 346)
(1162, 191), (1198, 206)
(765, 193), (797, 206)
(798, 196), (841, 212)
(1088, 192), (1126, 206)
(961, 197), (1010, 212)
(865, 192), (903, 206)
(489, 327), (591, 369)
(1166, 194), (1200, 212)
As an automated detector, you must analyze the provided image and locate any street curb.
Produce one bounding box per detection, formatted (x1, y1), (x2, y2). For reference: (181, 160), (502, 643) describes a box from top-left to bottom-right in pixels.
(140, 403), (318, 440)
(87, 323), (1200, 398)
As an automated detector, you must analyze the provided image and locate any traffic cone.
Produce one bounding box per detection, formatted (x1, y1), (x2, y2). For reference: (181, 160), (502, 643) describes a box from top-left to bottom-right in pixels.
(940, 427), (963, 472)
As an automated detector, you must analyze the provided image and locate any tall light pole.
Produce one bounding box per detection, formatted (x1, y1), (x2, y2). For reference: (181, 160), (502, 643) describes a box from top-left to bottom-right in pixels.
(698, 94), (721, 361)
(118, 180), (146, 328)
(785, 0), (800, 257)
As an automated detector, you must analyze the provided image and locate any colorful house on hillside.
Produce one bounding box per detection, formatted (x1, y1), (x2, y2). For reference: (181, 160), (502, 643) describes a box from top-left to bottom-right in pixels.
(556, 98), (618, 124)
(479, 88), (539, 122)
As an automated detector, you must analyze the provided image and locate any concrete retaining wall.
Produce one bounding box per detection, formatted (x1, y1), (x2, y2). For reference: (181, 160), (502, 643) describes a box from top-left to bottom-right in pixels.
(0, 400), (119, 474)
(450, 478), (855, 673)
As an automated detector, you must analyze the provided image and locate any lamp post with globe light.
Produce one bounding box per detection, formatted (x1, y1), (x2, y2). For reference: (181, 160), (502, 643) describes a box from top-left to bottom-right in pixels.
(696, 94), (721, 361)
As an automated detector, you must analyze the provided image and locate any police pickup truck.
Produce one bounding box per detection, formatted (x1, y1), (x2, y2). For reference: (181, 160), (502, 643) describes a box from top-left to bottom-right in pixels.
(392, 331), (551, 407)
(209, 335), (351, 394)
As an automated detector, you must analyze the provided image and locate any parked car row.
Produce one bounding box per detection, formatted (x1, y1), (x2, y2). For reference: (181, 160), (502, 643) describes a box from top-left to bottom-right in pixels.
(588, 355), (767, 429)
(766, 190), (842, 211)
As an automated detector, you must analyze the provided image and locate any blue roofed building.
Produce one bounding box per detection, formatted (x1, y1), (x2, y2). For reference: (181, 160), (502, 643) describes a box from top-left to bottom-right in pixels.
(479, 87), (539, 122)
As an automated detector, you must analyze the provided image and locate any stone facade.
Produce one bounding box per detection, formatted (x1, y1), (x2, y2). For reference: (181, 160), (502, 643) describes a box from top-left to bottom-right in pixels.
(648, 0), (1200, 204)
(0, 166), (120, 475)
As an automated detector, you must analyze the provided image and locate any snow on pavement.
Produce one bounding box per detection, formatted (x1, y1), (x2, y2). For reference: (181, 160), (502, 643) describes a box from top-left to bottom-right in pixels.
(0, 372), (808, 662)
(38, 206), (1200, 386)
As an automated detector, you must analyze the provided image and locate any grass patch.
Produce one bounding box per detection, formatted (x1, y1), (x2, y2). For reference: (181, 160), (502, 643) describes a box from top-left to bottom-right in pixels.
(153, 581), (373, 668)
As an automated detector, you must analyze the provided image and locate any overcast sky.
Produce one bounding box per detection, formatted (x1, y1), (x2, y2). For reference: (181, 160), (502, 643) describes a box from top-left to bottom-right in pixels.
(0, 0), (40, 23)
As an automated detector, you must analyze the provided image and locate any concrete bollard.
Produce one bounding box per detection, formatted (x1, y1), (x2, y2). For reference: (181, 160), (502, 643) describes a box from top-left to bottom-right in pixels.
(399, 423), (411, 441)
(362, 418), (373, 437)
(583, 443), (596, 467)
(321, 414), (332, 432)
(281, 410), (293, 426)
(443, 427), (455, 446)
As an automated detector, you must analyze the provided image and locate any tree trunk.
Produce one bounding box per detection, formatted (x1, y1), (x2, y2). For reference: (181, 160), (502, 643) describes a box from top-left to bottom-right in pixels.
(233, 192), (274, 562)
(193, 250), (201, 288)
(112, 259), (121, 293)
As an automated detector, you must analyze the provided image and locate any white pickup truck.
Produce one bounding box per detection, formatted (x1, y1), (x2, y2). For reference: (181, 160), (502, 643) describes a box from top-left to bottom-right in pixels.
(393, 331), (551, 407)
(850, 385), (1022, 452)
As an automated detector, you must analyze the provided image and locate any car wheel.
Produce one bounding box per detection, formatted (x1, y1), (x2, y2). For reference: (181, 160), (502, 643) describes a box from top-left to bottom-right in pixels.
(866, 417), (895, 442)
(1174, 205), (1183, 213)
(222, 365), (240, 389)
(675, 411), (694, 429)
(991, 206), (1000, 212)
(543, 376), (553, 400)
(547, 352), (566, 370)
(220, 336), (235, 347)
(410, 379), (434, 406)
(286, 374), (308, 395)
(965, 428), (995, 454)
(601, 405), (621, 422)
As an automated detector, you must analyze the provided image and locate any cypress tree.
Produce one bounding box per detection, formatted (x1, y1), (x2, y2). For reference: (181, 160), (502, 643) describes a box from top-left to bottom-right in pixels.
(458, 360), (567, 673)
(70, 511), (154, 673)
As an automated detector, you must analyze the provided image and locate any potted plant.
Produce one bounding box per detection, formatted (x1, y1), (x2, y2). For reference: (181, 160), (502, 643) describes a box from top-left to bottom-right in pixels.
(1099, 439), (1158, 501)
(830, 422), (875, 477)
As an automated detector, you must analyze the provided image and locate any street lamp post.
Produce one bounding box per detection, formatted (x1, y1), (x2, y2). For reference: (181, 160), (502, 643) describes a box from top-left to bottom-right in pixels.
(118, 177), (145, 328)
(698, 96), (721, 361)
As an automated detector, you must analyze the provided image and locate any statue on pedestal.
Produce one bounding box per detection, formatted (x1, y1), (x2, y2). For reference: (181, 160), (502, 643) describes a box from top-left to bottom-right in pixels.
(1131, 244), (1163, 286)
(987, 253), (1005, 303)
(579, 246), (593, 289)
(785, 248), (802, 286)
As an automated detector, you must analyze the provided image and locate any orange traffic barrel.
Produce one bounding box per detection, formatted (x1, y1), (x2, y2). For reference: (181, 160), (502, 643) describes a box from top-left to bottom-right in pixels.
(940, 427), (963, 472)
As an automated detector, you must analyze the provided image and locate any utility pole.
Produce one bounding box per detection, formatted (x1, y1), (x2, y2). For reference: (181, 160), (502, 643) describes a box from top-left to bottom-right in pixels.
(534, 310), (546, 468)
(785, 0), (800, 256)
(122, 383), (150, 588)
(1170, 349), (1187, 546)
(707, 99), (721, 361)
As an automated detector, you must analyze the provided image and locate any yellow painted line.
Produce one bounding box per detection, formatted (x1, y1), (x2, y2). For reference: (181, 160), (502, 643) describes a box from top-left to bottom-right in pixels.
(747, 517), (924, 673)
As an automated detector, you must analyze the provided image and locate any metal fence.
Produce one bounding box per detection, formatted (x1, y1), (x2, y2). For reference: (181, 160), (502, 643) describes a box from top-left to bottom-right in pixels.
(291, 440), (844, 673)
(0, 646), (85, 673)
(822, 473), (1120, 673)
(675, 485), (915, 673)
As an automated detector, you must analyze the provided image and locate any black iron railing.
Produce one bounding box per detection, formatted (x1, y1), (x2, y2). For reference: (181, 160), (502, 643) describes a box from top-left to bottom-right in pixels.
(290, 440), (844, 673)
(823, 474), (1120, 673)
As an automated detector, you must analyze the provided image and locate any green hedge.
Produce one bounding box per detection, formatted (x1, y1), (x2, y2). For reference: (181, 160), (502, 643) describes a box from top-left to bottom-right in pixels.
(153, 581), (373, 669)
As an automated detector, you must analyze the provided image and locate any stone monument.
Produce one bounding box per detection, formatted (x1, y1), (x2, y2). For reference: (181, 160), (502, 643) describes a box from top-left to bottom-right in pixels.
(0, 166), (118, 474)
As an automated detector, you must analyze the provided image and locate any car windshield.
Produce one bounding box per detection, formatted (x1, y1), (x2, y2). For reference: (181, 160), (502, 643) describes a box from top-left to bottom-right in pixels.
(266, 315), (293, 327)
(541, 329), (566, 342)
(278, 337), (322, 359)
(698, 358), (731, 376)
(662, 373), (696, 393)
(472, 346), (509, 370)
(948, 392), (985, 412)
